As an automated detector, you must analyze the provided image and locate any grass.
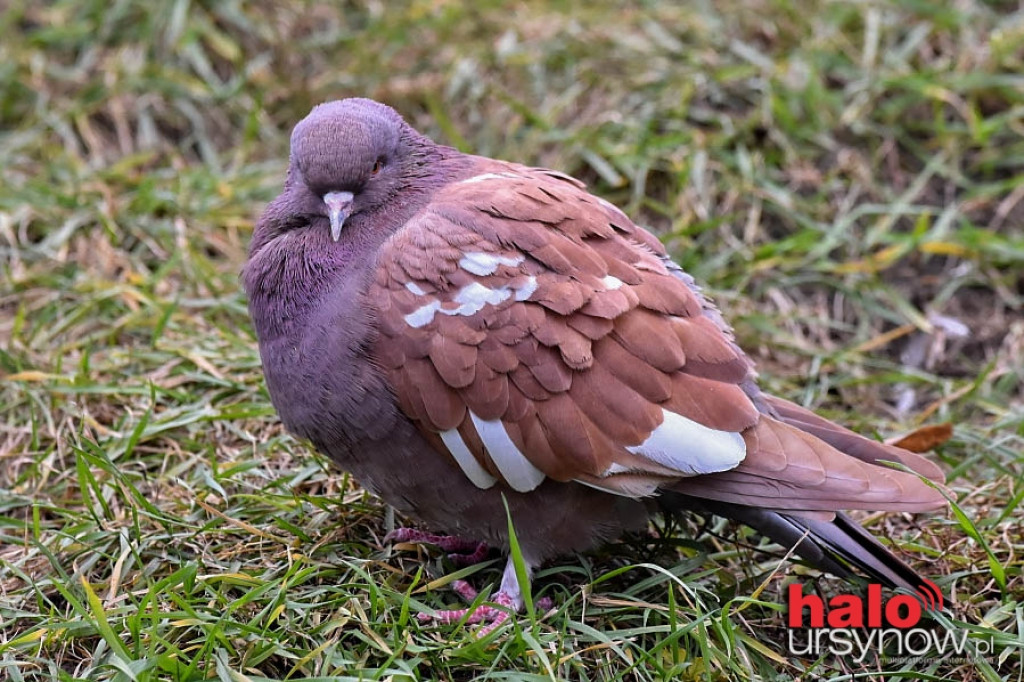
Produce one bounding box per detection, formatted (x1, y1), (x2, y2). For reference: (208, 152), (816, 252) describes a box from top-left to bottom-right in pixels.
(1, 0), (1022, 679)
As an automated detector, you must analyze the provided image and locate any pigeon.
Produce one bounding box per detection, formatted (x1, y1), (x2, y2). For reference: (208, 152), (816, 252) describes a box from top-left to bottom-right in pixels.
(243, 98), (948, 628)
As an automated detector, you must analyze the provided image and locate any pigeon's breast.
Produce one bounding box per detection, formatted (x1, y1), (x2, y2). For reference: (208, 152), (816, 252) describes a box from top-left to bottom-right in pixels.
(261, 285), (398, 444)
(244, 233), (396, 447)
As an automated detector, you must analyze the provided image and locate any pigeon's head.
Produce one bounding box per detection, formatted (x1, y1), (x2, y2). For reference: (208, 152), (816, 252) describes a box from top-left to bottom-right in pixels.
(289, 98), (415, 241)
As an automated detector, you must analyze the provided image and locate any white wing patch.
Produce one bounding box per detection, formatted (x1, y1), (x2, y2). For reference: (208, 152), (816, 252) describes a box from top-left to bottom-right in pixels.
(470, 412), (546, 492)
(452, 282), (511, 314)
(601, 275), (624, 290)
(459, 251), (524, 276)
(440, 428), (497, 489)
(404, 300), (442, 328)
(458, 172), (521, 185)
(405, 281), (428, 296)
(403, 278), (537, 328)
(625, 408), (746, 475)
(513, 276), (538, 301)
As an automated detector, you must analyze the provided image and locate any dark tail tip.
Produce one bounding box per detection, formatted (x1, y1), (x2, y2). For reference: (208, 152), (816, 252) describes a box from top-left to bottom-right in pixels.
(788, 512), (931, 596)
(661, 494), (939, 604)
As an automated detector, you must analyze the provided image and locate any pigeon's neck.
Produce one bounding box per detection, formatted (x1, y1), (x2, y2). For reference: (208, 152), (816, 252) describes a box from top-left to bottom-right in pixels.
(244, 219), (377, 342)
(403, 132), (471, 188)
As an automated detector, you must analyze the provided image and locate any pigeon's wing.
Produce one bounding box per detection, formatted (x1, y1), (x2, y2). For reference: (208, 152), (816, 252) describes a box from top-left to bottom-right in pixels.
(370, 165), (946, 512)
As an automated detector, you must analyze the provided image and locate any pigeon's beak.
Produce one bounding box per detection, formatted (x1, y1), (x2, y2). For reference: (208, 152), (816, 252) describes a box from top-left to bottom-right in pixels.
(324, 191), (354, 242)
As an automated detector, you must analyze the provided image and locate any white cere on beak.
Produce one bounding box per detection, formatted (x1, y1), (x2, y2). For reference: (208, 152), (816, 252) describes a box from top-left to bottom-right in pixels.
(324, 191), (354, 242)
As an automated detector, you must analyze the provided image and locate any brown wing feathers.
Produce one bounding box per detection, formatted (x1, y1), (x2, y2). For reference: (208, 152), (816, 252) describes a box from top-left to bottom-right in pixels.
(764, 394), (947, 482)
(371, 163), (946, 512)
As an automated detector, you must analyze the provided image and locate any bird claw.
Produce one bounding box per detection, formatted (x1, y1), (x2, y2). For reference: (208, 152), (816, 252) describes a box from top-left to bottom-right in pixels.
(417, 579), (553, 636)
(447, 541), (489, 566)
(385, 527), (489, 566)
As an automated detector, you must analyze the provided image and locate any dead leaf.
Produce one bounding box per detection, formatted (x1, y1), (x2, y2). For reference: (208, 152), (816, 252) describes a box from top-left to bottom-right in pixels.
(886, 423), (954, 453)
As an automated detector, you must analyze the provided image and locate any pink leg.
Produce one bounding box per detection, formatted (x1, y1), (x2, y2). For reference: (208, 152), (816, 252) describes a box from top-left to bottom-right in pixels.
(417, 558), (553, 635)
(385, 527), (489, 565)
(447, 541), (489, 567)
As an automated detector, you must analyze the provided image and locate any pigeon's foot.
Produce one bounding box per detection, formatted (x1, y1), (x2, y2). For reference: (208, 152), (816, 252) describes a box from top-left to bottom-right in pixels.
(418, 558), (552, 636)
(385, 527), (489, 566)
(417, 580), (521, 636)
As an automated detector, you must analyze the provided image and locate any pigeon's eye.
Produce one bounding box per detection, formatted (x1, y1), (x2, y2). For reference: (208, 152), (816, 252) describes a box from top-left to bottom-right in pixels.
(371, 158), (383, 175)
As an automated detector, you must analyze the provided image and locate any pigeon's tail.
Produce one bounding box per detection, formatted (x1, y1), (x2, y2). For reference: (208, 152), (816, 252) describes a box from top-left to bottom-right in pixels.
(658, 395), (947, 592)
(661, 495), (929, 593)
